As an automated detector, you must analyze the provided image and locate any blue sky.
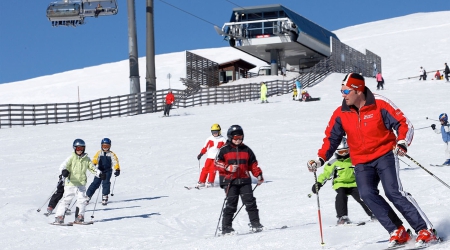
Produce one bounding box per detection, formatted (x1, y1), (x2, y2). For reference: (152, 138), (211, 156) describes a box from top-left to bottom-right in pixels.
(0, 0), (448, 84)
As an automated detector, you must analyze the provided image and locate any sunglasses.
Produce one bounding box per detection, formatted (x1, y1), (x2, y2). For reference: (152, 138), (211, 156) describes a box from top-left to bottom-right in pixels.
(341, 89), (353, 95)
(75, 146), (85, 151)
(232, 135), (243, 140)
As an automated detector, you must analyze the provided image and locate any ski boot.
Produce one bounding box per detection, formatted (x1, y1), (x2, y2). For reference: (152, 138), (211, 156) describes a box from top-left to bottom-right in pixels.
(337, 215), (351, 225)
(53, 215), (65, 225)
(387, 225), (412, 248)
(102, 195), (108, 205)
(206, 182), (214, 188)
(249, 222), (264, 233)
(415, 228), (439, 248)
(195, 182), (205, 188)
(221, 226), (235, 236)
(74, 214), (84, 223)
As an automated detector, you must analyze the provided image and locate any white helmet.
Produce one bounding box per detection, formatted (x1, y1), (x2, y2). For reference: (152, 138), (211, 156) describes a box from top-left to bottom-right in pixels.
(335, 137), (349, 157)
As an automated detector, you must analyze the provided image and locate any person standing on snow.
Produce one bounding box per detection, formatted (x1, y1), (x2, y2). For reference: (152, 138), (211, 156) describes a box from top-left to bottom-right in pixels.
(376, 72), (384, 90)
(311, 137), (376, 225)
(215, 125), (264, 235)
(419, 67), (427, 80)
(46, 175), (68, 215)
(306, 73), (439, 248)
(196, 124), (227, 188)
(86, 138), (121, 205)
(430, 113), (450, 166)
(444, 63), (450, 82)
(295, 79), (302, 100)
(260, 82), (268, 103)
(52, 139), (100, 224)
(164, 90), (175, 116)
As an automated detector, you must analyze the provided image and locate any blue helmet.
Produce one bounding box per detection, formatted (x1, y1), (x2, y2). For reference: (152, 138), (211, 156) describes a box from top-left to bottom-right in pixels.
(101, 138), (111, 145)
(439, 113), (448, 123)
(73, 139), (86, 153)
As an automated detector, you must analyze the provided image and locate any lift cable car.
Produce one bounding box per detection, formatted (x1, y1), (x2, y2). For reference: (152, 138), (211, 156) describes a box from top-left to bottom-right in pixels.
(46, 0), (118, 27)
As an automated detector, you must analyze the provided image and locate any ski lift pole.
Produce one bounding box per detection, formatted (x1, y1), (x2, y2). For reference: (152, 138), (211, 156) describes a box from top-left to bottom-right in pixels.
(405, 154), (450, 190)
(313, 172), (325, 246)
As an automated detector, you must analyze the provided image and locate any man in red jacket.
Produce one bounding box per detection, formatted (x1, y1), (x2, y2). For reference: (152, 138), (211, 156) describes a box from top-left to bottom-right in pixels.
(163, 90), (175, 117)
(215, 125), (264, 235)
(307, 73), (439, 248)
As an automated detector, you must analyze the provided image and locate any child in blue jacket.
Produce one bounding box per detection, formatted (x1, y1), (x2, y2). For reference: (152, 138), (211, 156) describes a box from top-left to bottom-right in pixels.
(431, 113), (450, 166)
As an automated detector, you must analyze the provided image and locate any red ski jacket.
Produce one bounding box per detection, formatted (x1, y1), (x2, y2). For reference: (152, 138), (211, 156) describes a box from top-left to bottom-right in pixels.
(165, 92), (175, 105)
(317, 87), (414, 165)
(215, 142), (262, 186)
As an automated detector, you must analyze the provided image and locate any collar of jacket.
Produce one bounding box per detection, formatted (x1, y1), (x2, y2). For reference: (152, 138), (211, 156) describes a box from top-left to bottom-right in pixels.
(341, 87), (375, 112)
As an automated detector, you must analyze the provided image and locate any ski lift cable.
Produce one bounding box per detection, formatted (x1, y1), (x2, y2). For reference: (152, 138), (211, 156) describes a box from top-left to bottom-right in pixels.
(157, 0), (220, 27)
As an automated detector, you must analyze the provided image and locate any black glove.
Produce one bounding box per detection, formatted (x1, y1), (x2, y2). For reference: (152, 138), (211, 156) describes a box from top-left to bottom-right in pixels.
(100, 172), (106, 180)
(114, 170), (120, 177)
(311, 183), (323, 194)
(61, 169), (70, 178)
(197, 153), (203, 160)
(431, 124), (436, 130)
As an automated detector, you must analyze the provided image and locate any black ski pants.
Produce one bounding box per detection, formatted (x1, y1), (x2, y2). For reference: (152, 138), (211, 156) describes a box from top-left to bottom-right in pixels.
(163, 104), (172, 116)
(222, 184), (259, 228)
(335, 187), (373, 218)
(48, 179), (64, 209)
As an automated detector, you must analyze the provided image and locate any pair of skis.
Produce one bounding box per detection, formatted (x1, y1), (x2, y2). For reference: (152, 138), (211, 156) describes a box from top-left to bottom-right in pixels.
(49, 221), (94, 226)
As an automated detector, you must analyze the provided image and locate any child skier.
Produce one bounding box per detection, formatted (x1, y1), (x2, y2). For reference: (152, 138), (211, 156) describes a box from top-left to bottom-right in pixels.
(311, 137), (376, 225)
(53, 139), (100, 224)
(86, 138), (121, 205)
(431, 113), (450, 166)
(45, 175), (70, 216)
(196, 124), (227, 188)
(215, 125), (264, 235)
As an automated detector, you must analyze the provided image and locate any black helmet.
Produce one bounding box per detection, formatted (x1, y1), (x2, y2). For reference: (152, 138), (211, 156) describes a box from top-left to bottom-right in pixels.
(227, 125), (244, 141)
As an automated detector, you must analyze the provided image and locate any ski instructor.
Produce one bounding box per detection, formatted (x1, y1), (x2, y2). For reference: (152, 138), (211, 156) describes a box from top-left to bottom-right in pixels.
(306, 73), (439, 248)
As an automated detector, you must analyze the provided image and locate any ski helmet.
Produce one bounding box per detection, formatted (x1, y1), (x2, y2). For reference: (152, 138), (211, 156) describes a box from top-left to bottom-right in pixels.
(227, 125), (244, 141)
(101, 138), (111, 150)
(73, 139), (86, 154)
(211, 124), (221, 135)
(335, 137), (349, 158)
(439, 113), (448, 123)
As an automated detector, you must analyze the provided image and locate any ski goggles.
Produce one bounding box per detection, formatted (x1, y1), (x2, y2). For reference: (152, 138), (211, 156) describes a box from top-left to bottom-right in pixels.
(231, 135), (243, 140)
(211, 130), (219, 135)
(336, 149), (349, 155)
(341, 89), (353, 95)
(75, 146), (85, 151)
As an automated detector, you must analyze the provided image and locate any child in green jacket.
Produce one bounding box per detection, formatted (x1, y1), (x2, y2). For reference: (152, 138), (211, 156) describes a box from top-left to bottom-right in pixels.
(311, 137), (375, 225)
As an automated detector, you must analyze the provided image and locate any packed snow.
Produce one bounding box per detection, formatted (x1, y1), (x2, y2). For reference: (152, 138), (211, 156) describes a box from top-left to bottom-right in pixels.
(0, 11), (449, 250)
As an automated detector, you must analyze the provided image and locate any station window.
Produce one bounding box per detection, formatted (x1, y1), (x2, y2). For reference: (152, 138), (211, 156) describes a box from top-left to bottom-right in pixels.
(263, 11), (277, 19)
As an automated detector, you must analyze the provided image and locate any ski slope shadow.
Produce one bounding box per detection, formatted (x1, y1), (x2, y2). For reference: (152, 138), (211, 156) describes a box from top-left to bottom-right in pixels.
(86, 205), (141, 213)
(95, 212), (161, 223)
(108, 196), (168, 204)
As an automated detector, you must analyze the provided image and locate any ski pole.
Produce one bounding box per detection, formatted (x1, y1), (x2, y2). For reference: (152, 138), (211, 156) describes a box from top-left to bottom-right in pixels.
(307, 193), (313, 198)
(214, 182), (231, 237)
(313, 171), (325, 246)
(399, 158), (413, 168)
(90, 186), (102, 219)
(111, 177), (117, 196)
(415, 126), (430, 130)
(232, 185), (258, 221)
(37, 188), (56, 212)
(405, 154), (450, 189)
(426, 117), (439, 122)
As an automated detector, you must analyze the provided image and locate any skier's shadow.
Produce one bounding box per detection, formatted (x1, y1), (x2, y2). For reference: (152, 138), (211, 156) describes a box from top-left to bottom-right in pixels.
(95, 212), (161, 223)
(86, 205), (140, 212)
(110, 196), (168, 204)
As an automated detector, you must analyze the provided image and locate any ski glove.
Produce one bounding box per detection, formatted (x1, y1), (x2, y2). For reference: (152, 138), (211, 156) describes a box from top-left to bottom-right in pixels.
(393, 140), (408, 157)
(95, 169), (106, 180)
(226, 165), (238, 173)
(197, 153), (203, 160)
(431, 124), (436, 130)
(307, 157), (325, 172)
(114, 169), (120, 177)
(257, 174), (264, 185)
(61, 169), (70, 178)
(311, 183), (323, 194)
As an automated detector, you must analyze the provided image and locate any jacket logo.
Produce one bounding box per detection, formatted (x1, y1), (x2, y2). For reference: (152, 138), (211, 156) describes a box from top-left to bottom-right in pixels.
(363, 114), (373, 119)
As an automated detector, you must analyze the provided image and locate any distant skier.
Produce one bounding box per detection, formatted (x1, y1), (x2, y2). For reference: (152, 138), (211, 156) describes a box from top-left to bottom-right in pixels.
(376, 72), (384, 90)
(312, 137), (376, 225)
(295, 80), (302, 100)
(86, 138), (121, 205)
(260, 82), (268, 103)
(52, 139), (100, 225)
(164, 90), (175, 116)
(196, 124), (226, 188)
(215, 125), (264, 235)
(444, 63), (450, 82)
(292, 84), (297, 101)
(419, 67), (427, 80)
(430, 113), (450, 166)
